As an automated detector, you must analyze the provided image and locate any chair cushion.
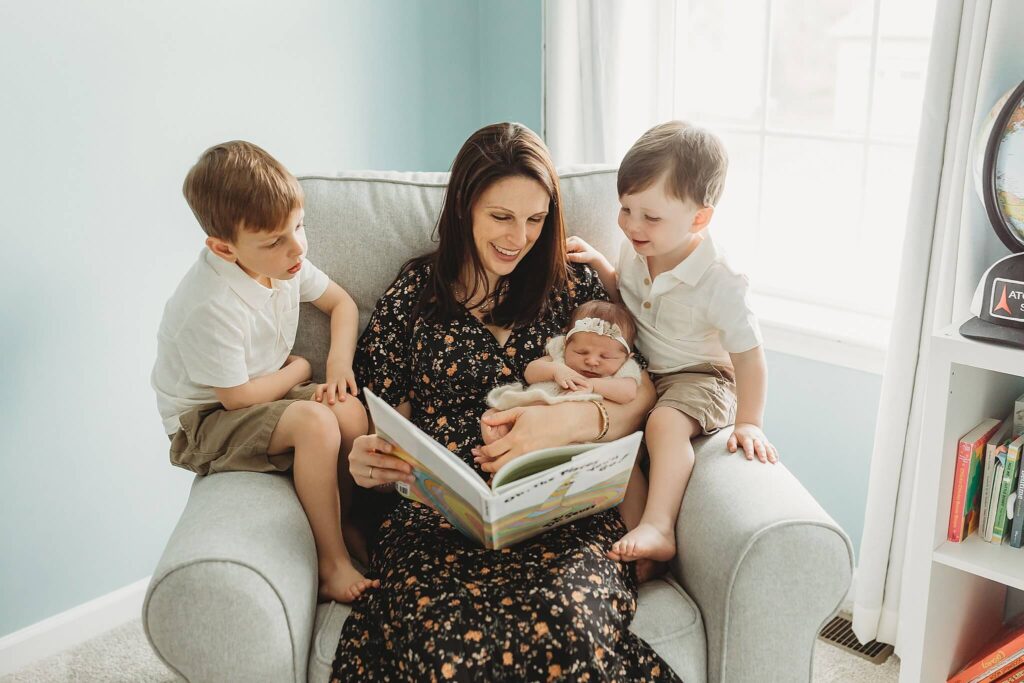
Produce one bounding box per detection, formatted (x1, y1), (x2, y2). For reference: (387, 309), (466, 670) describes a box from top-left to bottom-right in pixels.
(306, 575), (707, 683)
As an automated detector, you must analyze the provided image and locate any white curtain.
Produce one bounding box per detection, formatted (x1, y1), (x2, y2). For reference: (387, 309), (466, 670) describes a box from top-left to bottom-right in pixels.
(544, 0), (676, 165)
(853, 0), (993, 648)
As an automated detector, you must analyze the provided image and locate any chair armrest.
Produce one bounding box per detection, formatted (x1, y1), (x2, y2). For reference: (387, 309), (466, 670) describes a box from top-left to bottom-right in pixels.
(674, 431), (853, 683)
(143, 472), (318, 683)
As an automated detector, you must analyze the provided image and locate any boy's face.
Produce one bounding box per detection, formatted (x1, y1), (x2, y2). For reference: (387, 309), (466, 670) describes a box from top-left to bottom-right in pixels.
(207, 207), (307, 286)
(617, 176), (712, 264)
(564, 332), (629, 379)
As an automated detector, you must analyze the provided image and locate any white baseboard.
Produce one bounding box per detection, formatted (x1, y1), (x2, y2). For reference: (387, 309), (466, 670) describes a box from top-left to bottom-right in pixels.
(0, 576), (150, 677)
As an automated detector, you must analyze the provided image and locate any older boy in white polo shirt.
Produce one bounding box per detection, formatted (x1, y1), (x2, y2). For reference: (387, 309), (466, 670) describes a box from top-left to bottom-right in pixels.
(151, 141), (378, 603)
(568, 121), (778, 565)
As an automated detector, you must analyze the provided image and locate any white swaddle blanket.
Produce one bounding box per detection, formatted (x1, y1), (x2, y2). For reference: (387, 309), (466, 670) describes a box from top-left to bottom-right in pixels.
(486, 335), (641, 410)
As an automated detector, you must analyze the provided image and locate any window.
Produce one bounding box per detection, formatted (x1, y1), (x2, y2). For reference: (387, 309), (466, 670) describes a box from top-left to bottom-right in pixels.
(553, 0), (938, 370)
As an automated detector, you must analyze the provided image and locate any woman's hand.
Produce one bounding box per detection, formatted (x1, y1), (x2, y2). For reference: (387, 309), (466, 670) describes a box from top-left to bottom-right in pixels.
(472, 403), (591, 473)
(349, 434), (416, 489)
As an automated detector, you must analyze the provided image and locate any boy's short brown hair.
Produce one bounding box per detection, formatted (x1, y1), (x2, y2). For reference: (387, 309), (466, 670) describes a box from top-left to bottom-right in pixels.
(617, 121), (728, 207)
(182, 140), (303, 242)
(568, 300), (638, 350)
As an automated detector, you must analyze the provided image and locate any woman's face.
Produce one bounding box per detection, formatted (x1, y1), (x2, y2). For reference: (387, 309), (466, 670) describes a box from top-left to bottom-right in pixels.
(470, 175), (550, 285)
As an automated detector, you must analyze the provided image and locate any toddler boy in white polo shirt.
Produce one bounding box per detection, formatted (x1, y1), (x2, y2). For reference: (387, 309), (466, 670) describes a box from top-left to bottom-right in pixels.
(567, 121), (778, 566)
(151, 141), (375, 603)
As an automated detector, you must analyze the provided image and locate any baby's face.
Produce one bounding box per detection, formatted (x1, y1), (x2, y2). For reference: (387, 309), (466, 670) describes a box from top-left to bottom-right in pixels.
(564, 332), (629, 379)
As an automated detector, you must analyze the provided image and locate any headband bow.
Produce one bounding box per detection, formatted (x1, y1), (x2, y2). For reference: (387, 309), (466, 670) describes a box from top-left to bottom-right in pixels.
(565, 317), (631, 352)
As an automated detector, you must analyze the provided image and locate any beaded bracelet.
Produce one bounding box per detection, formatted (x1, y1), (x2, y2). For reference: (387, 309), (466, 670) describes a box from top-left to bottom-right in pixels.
(588, 399), (610, 442)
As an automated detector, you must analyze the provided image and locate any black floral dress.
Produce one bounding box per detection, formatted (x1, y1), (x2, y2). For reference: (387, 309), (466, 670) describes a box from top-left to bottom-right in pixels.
(331, 262), (681, 683)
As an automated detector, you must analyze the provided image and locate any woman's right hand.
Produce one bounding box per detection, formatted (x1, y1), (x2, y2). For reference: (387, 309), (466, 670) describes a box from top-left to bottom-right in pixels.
(349, 434), (416, 489)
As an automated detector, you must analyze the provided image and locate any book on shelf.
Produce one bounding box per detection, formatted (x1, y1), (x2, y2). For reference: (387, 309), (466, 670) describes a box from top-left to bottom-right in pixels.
(993, 435), (1024, 544)
(985, 454), (1008, 543)
(364, 389), (642, 549)
(1014, 392), (1024, 439)
(996, 663), (1024, 683)
(1009, 434), (1024, 548)
(948, 613), (1024, 683)
(982, 421), (1013, 541)
(950, 418), (1006, 543)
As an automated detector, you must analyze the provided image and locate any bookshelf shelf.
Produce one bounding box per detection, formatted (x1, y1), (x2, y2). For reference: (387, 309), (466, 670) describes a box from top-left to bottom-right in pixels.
(900, 318), (1024, 683)
(934, 537), (1024, 592)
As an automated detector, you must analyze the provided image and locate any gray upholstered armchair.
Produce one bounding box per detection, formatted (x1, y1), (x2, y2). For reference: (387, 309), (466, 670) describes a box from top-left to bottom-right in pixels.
(143, 168), (853, 682)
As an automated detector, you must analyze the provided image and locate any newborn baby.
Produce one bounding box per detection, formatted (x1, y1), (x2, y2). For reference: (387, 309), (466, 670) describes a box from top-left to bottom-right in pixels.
(482, 300), (640, 445)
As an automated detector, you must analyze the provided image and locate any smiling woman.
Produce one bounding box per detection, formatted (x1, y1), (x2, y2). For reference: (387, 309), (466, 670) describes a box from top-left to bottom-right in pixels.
(333, 123), (674, 681)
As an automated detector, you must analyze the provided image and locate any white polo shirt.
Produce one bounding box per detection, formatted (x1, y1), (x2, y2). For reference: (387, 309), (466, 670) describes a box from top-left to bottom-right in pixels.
(617, 234), (762, 374)
(151, 249), (330, 434)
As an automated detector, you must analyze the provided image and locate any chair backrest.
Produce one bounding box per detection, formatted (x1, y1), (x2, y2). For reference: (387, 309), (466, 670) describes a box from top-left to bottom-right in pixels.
(293, 166), (622, 381)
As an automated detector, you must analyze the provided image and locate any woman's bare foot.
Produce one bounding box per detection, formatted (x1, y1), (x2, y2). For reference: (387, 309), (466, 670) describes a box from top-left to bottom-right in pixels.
(608, 522), (676, 562)
(318, 560), (380, 604)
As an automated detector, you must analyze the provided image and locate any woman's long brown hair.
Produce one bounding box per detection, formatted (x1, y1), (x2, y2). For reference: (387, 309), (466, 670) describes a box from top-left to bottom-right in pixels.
(404, 122), (569, 329)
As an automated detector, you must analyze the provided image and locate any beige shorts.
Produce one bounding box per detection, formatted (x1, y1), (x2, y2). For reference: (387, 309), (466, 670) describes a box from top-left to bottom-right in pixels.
(169, 382), (319, 476)
(651, 364), (737, 435)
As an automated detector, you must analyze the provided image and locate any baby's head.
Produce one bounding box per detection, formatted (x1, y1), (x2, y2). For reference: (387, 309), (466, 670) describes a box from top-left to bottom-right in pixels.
(184, 141), (307, 283)
(563, 301), (637, 379)
(617, 121), (728, 259)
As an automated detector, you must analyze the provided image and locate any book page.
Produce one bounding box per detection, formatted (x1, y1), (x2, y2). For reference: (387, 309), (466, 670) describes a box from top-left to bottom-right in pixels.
(486, 432), (642, 548)
(365, 391), (490, 542)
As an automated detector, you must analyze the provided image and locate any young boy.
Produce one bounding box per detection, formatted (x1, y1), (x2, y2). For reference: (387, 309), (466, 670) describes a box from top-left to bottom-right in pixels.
(567, 121), (778, 564)
(151, 141), (374, 602)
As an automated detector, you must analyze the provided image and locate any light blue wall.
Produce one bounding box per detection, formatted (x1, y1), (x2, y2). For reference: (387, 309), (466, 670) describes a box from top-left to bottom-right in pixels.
(0, 0), (541, 637)
(765, 352), (882, 560)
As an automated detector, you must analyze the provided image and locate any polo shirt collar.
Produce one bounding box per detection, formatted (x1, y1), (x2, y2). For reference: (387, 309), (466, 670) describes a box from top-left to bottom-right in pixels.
(635, 233), (717, 286)
(204, 249), (275, 309)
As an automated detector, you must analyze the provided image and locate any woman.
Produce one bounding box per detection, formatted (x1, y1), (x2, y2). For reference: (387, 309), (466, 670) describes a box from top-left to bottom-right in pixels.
(331, 123), (680, 682)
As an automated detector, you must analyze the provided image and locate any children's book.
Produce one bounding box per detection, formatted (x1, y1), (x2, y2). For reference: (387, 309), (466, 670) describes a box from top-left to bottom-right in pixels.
(986, 454), (1007, 543)
(950, 418), (1006, 543)
(982, 423), (1013, 542)
(993, 435), (1024, 544)
(948, 613), (1024, 682)
(364, 389), (642, 549)
(996, 663), (1024, 683)
(1013, 392), (1024, 439)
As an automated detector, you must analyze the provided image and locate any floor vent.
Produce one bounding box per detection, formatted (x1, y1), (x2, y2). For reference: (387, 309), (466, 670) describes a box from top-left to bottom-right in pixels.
(818, 614), (894, 665)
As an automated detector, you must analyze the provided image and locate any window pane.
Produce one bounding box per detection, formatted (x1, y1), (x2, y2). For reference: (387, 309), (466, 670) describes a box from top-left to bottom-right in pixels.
(712, 131), (762, 272)
(675, 0), (769, 127)
(768, 0), (870, 135)
(755, 136), (865, 307)
(869, 0), (936, 139)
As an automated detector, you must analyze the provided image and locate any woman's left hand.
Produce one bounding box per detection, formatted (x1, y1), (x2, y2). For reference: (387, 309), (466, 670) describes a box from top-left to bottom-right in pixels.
(472, 404), (583, 473)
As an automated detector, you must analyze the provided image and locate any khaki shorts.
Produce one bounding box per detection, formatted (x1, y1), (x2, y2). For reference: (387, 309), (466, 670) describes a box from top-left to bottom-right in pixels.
(651, 364), (737, 435)
(169, 382), (319, 475)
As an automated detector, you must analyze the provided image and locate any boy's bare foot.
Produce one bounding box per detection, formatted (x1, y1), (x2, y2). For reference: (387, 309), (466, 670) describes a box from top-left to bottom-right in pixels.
(608, 522), (676, 562)
(318, 560), (380, 604)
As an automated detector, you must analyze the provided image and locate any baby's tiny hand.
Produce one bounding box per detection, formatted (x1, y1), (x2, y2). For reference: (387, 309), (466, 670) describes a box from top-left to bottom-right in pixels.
(552, 365), (591, 392)
(727, 423), (778, 464)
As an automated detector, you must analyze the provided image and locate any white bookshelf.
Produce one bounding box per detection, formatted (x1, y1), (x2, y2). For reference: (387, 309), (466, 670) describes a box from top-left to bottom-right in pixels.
(900, 319), (1024, 682)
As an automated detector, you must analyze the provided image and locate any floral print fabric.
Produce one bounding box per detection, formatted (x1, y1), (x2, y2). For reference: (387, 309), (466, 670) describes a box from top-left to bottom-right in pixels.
(330, 262), (681, 682)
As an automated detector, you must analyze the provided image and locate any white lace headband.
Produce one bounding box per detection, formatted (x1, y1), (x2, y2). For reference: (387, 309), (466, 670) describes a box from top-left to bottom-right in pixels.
(565, 317), (631, 352)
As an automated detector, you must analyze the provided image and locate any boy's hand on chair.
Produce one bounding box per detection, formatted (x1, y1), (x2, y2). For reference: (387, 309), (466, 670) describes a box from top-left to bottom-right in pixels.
(566, 236), (609, 269)
(727, 423), (778, 464)
(317, 363), (359, 405)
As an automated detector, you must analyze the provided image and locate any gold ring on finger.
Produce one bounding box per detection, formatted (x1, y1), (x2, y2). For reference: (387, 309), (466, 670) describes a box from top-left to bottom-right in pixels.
(368, 465), (375, 479)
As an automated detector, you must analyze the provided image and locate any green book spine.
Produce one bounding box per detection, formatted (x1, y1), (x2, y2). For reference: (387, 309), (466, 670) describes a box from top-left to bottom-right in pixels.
(995, 444), (1019, 544)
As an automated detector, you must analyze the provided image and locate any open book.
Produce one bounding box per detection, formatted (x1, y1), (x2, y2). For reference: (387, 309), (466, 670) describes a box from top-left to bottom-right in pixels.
(365, 390), (642, 549)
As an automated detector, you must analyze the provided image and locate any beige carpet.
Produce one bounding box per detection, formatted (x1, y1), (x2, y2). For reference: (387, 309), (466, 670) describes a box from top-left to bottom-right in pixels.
(2, 619), (899, 682)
